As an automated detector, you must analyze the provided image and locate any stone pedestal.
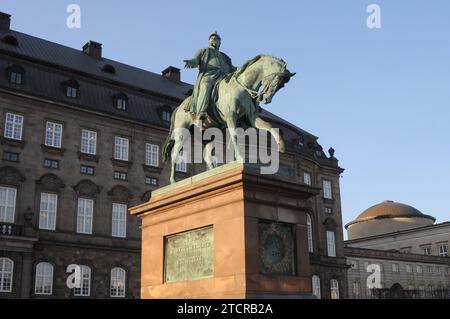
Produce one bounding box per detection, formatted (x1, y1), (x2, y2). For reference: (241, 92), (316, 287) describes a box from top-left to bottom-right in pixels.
(129, 162), (319, 299)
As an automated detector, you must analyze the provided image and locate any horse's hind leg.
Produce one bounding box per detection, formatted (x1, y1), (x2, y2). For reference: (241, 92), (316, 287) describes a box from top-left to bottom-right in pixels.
(253, 116), (285, 153)
(203, 141), (217, 170)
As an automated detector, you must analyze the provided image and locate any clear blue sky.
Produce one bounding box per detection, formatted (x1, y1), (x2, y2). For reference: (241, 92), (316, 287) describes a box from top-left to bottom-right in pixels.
(2, 1), (449, 231)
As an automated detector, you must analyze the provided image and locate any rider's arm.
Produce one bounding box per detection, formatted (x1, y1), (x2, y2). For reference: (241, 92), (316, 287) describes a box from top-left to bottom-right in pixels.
(184, 49), (203, 68)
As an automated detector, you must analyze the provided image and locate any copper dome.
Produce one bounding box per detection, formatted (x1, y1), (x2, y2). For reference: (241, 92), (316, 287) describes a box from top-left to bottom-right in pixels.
(345, 201), (435, 229)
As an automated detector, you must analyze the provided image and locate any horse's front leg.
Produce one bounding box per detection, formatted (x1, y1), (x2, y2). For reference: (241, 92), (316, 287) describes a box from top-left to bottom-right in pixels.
(226, 114), (244, 163)
(253, 116), (285, 153)
(170, 133), (184, 183)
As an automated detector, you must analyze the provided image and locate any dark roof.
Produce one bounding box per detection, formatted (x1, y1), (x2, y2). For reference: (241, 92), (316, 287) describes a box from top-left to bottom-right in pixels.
(0, 27), (327, 158)
(0, 30), (192, 100)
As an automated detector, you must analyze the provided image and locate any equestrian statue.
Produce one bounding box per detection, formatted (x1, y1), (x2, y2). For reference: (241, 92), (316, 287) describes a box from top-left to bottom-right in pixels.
(163, 32), (296, 183)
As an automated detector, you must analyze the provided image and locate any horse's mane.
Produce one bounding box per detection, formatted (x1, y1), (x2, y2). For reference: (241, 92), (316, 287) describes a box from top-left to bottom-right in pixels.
(234, 54), (286, 77)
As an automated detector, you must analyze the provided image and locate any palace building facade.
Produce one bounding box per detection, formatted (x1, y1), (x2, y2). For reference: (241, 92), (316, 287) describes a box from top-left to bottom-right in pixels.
(0, 12), (347, 298)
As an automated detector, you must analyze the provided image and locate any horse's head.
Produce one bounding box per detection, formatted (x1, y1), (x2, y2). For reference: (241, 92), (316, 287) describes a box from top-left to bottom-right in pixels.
(259, 61), (296, 104)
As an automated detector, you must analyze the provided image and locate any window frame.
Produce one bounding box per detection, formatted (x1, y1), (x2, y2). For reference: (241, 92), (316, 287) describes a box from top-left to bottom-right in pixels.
(303, 172), (311, 186)
(175, 150), (187, 173)
(114, 136), (129, 161)
(145, 143), (159, 167)
(76, 198), (94, 235)
(4, 112), (24, 141)
(73, 265), (91, 297)
(330, 279), (339, 299)
(38, 192), (58, 231)
(306, 213), (313, 253)
(110, 267), (126, 298)
(45, 121), (63, 148)
(0, 186), (17, 224)
(80, 129), (97, 155)
(34, 262), (54, 295)
(323, 180), (333, 199)
(311, 275), (321, 299)
(111, 203), (127, 238)
(0, 257), (14, 293)
(326, 230), (336, 257)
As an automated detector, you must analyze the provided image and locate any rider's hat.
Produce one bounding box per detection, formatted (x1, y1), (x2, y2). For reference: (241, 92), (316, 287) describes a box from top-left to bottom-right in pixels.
(209, 31), (221, 41)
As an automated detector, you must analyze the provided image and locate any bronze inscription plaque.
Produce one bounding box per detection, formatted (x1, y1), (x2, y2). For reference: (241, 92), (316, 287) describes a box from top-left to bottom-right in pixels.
(259, 221), (296, 276)
(164, 226), (214, 283)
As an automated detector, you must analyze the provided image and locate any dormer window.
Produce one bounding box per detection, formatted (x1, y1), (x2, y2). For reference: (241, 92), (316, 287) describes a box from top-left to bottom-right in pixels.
(102, 64), (116, 74)
(162, 111), (171, 122)
(113, 93), (128, 111)
(6, 65), (24, 85)
(2, 35), (18, 46)
(63, 80), (79, 98)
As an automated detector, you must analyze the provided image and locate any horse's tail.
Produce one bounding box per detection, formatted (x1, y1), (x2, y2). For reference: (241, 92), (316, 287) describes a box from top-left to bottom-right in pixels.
(162, 107), (178, 162)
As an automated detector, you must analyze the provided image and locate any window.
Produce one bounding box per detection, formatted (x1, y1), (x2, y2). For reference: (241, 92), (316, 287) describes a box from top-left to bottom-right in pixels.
(112, 203), (127, 238)
(2, 151), (19, 162)
(418, 285), (425, 298)
(438, 244), (448, 257)
(175, 150), (187, 172)
(349, 260), (358, 270)
(110, 268), (126, 298)
(406, 265), (412, 273)
(74, 265), (91, 297)
(311, 275), (321, 299)
(114, 137), (129, 161)
(4, 113), (23, 140)
(0, 258), (13, 292)
(330, 279), (339, 299)
(306, 213), (313, 253)
(0, 186), (16, 223)
(353, 282), (361, 299)
(324, 207), (333, 214)
(364, 261), (370, 272)
(39, 193), (58, 231)
(45, 122), (63, 148)
(145, 143), (159, 167)
(80, 165), (95, 175)
(44, 159), (59, 169)
(426, 265), (433, 273)
(446, 267), (450, 275)
(436, 267), (441, 274)
(303, 172), (311, 186)
(416, 265), (422, 274)
(114, 171), (127, 181)
(81, 130), (97, 155)
(66, 86), (78, 98)
(77, 198), (93, 234)
(145, 177), (158, 186)
(34, 262), (53, 295)
(323, 180), (332, 199)
(326, 231), (336, 257)
(391, 263), (399, 273)
(422, 247), (431, 255)
(10, 70), (23, 85)
(400, 247), (411, 254)
(116, 98), (127, 111)
(162, 111), (171, 122)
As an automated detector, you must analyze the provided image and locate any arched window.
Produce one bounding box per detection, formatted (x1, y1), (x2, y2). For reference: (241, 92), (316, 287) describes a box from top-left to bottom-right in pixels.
(0, 258), (14, 292)
(74, 265), (91, 297)
(330, 279), (339, 299)
(34, 262), (53, 295)
(102, 64), (116, 74)
(306, 213), (313, 253)
(110, 267), (126, 298)
(2, 35), (18, 46)
(312, 275), (321, 299)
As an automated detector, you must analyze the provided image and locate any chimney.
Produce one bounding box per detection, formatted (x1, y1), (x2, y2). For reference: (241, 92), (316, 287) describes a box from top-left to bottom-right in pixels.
(0, 12), (11, 32)
(82, 41), (102, 59)
(162, 66), (180, 82)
